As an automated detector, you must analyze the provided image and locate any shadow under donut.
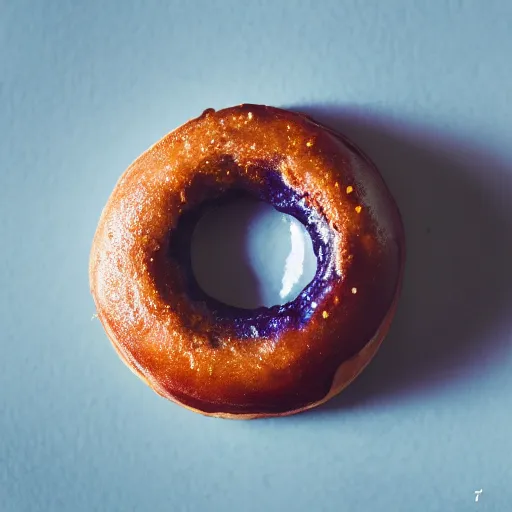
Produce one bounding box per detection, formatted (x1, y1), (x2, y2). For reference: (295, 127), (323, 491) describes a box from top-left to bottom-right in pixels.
(287, 105), (512, 411)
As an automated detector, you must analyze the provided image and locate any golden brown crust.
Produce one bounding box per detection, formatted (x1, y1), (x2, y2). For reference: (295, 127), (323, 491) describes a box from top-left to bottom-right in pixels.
(89, 104), (405, 418)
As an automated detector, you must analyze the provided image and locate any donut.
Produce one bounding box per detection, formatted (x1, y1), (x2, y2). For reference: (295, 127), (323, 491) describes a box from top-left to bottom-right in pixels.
(89, 104), (405, 418)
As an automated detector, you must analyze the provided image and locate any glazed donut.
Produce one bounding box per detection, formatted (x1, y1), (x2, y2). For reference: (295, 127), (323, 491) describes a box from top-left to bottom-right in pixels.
(89, 104), (405, 418)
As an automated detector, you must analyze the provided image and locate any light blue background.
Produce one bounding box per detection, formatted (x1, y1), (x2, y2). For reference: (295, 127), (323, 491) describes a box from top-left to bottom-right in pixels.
(2, 1), (512, 511)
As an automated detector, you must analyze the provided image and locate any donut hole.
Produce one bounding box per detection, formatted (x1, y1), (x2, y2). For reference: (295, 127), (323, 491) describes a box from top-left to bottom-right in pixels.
(190, 197), (317, 309)
(163, 168), (338, 338)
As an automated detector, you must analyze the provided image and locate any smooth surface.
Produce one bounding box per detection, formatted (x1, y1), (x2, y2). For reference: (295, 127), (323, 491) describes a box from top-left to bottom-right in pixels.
(1, 1), (511, 511)
(191, 198), (317, 308)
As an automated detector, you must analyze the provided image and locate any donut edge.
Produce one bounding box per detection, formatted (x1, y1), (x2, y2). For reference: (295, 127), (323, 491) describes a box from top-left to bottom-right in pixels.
(99, 255), (404, 420)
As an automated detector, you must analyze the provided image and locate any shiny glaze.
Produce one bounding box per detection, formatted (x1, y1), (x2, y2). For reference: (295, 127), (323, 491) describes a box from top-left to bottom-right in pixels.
(89, 104), (405, 416)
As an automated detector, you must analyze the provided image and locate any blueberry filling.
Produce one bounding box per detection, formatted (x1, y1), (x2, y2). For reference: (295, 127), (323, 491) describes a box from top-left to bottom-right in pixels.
(168, 172), (338, 339)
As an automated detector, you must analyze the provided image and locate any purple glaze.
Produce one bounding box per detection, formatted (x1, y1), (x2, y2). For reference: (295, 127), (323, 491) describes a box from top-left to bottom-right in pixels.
(168, 172), (338, 339)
